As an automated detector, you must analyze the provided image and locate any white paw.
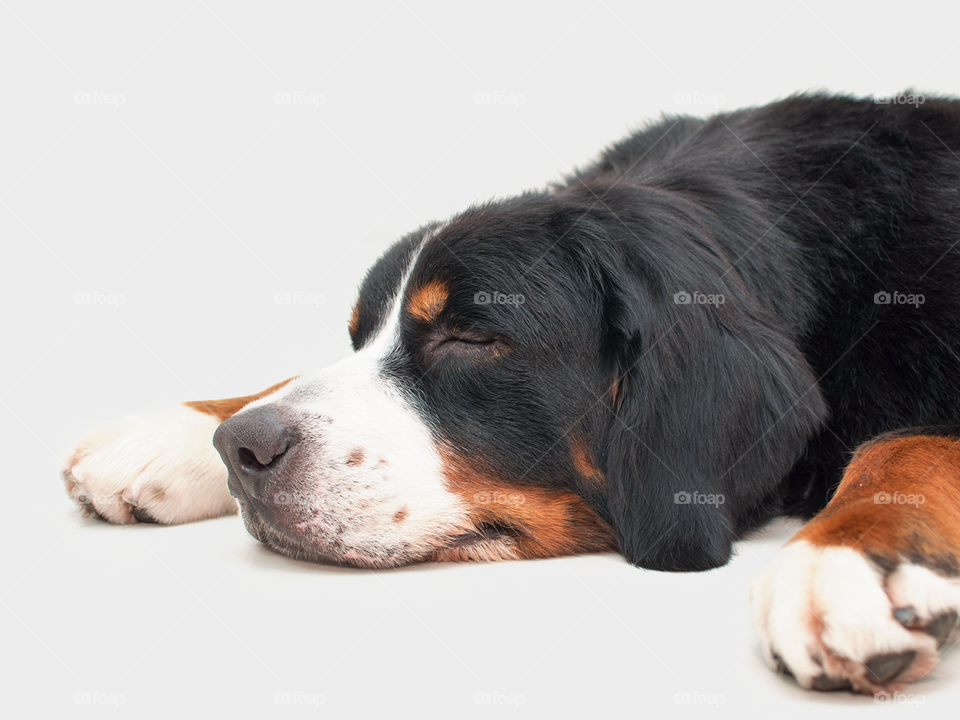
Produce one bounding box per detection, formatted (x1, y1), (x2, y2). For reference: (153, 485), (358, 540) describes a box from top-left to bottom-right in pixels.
(63, 405), (235, 525)
(750, 539), (960, 693)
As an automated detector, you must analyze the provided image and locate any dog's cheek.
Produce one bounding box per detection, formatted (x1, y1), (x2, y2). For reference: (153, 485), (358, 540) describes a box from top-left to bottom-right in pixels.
(437, 449), (617, 561)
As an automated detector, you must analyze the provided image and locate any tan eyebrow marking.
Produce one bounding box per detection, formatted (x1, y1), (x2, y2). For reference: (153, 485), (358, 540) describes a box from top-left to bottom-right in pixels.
(407, 280), (450, 323)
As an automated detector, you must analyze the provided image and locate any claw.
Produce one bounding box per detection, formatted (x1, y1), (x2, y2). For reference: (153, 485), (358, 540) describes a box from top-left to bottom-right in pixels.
(810, 674), (853, 692)
(893, 606), (918, 627)
(924, 611), (959, 648)
(864, 651), (916, 684)
(130, 505), (156, 523)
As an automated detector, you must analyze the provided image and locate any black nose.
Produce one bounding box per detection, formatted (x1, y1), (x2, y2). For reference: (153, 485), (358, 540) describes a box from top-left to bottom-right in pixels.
(213, 406), (291, 499)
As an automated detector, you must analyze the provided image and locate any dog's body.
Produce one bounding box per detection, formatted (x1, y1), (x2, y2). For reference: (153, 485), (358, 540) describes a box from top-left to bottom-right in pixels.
(65, 93), (960, 694)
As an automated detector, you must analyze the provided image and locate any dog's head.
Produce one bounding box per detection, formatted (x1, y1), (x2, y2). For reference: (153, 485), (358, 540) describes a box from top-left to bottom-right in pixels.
(214, 185), (826, 570)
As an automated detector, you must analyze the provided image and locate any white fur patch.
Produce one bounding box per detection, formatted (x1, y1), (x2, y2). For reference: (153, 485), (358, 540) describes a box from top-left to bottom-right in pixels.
(887, 563), (960, 619)
(750, 539), (959, 692)
(64, 222), (476, 564)
(63, 405), (234, 524)
(234, 227), (470, 566)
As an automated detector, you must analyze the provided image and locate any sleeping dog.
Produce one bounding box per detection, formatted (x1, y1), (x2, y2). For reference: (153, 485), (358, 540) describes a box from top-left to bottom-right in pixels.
(64, 92), (960, 694)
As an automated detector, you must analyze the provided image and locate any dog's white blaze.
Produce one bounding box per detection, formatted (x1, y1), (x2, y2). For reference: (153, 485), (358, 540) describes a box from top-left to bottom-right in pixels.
(238, 228), (468, 562)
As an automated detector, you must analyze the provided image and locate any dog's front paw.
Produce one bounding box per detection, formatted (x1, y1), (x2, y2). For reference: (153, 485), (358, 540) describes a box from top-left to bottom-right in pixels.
(750, 539), (960, 693)
(63, 405), (234, 525)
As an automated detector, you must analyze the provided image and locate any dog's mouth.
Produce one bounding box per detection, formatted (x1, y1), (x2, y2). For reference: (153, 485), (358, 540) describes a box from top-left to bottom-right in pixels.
(430, 521), (524, 562)
(446, 522), (516, 548)
(239, 495), (526, 567)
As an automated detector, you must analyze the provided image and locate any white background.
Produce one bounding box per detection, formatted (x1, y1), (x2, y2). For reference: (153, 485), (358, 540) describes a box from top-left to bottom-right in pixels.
(2, 1), (958, 717)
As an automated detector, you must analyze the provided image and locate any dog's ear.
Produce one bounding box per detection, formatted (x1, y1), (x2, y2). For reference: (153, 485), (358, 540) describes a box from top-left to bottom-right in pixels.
(598, 249), (827, 572)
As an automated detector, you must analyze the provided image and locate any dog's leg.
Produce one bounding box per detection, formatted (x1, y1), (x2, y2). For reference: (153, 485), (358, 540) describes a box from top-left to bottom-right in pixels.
(751, 430), (960, 694)
(62, 379), (294, 524)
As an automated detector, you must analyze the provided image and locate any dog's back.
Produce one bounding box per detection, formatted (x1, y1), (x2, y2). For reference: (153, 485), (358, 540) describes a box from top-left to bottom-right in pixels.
(569, 93), (960, 515)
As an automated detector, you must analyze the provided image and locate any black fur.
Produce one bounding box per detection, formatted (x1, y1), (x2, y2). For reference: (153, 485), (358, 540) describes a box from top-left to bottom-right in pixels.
(351, 93), (960, 571)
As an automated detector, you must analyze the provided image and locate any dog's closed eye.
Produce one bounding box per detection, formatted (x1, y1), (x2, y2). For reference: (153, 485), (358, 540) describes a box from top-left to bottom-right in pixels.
(425, 332), (507, 359)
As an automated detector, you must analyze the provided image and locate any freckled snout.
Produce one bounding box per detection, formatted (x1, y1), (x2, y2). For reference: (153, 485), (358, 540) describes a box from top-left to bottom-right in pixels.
(213, 406), (293, 500)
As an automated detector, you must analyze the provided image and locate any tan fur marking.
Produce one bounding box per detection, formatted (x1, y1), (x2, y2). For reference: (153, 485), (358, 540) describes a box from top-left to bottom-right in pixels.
(793, 435), (960, 570)
(608, 374), (624, 410)
(434, 448), (616, 562)
(348, 301), (361, 339)
(184, 377), (297, 422)
(407, 281), (449, 324)
(570, 437), (604, 488)
(346, 448), (365, 466)
(393, 508), (408, 524)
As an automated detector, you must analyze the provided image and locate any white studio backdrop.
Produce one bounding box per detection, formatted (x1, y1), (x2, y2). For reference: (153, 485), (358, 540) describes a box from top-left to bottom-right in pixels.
(1, 1), (958, 717)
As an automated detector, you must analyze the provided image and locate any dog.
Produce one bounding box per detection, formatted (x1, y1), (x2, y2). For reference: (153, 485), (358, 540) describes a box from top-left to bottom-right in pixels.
(64, 92), (960, 695)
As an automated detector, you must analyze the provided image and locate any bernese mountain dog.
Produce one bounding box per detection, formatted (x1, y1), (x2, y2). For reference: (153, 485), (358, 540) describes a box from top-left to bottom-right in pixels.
(64, 92), (960, 694)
